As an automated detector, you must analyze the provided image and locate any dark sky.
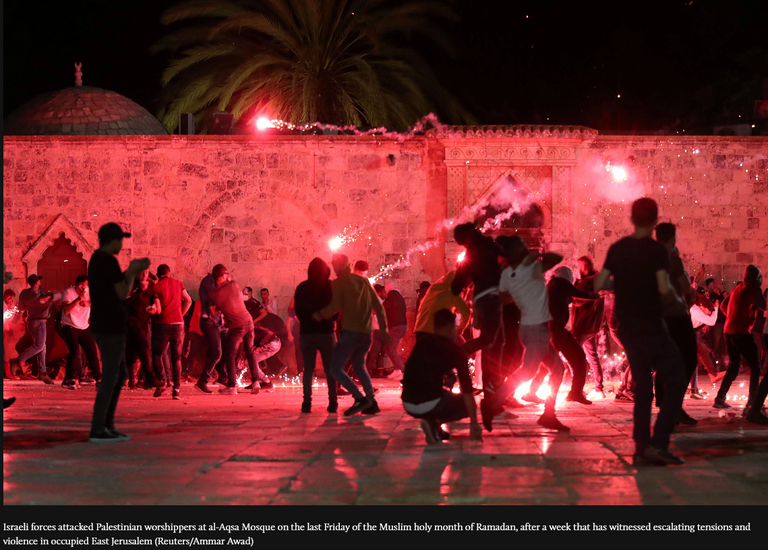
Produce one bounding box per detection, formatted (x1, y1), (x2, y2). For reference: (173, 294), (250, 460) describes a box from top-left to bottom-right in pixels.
(3, 0), (767, 134)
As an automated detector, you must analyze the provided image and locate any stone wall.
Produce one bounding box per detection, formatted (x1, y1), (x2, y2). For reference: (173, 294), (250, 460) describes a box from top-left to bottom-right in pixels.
(4, 133), (767, 317)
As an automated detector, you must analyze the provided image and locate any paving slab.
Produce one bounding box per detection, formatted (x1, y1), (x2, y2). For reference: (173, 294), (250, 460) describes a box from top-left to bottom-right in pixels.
(3, 374), (767, 508)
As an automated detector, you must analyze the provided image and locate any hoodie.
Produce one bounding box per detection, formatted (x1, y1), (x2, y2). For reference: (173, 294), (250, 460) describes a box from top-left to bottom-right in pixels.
(294, 258), (335, 335)
(414, 271), (471, 335)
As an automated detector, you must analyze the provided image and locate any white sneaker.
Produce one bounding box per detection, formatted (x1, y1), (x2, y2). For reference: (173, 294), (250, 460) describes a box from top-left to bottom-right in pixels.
(587, 390), (606, 401)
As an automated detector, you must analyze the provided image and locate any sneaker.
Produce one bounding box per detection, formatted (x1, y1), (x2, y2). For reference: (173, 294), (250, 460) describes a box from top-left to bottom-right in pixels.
(327, 402), (338, 413)
(89, 430), (121, 443)
(713, 398), (731, 409)
(344, 397), (372, 416)
(361, 400), (381, 415)
(153, 387), (164, 398)
(615, 392), (632, 402)
(636, 445), (685, 465)
(521, 392), (544, 404)
(301, 401), (311, 414)
(420, 418), (439, 444)
(251, 383), (260, 395)
(79, 377), (96, 385)
(195, 381), (212, 394)
(62, 380), (79, 390)
(172, 389), (180, 400)
(537, 413), (570, 432)
(677, 409), (698, 425)
(480, 398), (495, 432)
(218, 387), (237, 395)
(38, 373), (55, 385)
(106, 428), (131, 441)
(587, 390), (607, 401)
(565, 392), (593, 405)
(690, 389), (707, 400)
(260, 381), (274, 392)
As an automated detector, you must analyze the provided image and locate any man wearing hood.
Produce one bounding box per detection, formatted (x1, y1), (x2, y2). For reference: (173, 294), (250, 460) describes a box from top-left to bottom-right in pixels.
(295, 258), (337, 413)
(714, 264), (767, 424)
(414, 271), (470, 340)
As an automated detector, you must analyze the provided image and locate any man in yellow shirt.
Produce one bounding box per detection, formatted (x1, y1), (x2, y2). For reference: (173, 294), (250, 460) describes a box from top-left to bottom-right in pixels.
(314, 254), (391, 416)
(414, 271), (471, 340)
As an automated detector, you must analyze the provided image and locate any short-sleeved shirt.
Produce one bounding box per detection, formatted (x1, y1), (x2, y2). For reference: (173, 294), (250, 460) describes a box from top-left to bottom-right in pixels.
(499, 261), (552, 326)
(207, 280), (252, 329)
(603, 236), (669, 334)
(152, 276), (186, 324)
(244, 298), (264, 321)
(88, 250), (128, 335)
(401, 334), (473, 408)
(18, 288), (60, 319)
(61, 286), (91, 330)
(126, 282), (154, 331)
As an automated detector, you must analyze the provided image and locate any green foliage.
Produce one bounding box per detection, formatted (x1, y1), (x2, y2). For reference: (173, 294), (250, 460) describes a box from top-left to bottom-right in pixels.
(153, 0), (472, 133)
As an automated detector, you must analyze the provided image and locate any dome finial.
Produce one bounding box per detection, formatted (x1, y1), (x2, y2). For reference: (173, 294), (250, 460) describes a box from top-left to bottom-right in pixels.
(74, 62), (82, 86)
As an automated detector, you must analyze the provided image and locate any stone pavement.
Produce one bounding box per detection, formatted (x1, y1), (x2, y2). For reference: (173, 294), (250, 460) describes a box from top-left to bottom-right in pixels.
(3, 374), (767, 506)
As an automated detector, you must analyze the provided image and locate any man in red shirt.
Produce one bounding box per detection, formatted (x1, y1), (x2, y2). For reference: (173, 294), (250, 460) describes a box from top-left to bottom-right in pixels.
(150, 264), (192, 400)
(714, 265), (767, 424)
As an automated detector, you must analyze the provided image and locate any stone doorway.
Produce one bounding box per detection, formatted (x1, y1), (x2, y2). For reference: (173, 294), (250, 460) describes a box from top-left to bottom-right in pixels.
(37, 234), (88, 362)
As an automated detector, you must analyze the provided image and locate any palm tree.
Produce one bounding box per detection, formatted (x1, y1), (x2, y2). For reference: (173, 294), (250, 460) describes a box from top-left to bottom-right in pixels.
(152, 0), (472, 133)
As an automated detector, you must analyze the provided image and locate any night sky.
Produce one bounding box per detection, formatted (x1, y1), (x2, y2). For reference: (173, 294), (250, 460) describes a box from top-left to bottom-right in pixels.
(3, 0), (767, 134)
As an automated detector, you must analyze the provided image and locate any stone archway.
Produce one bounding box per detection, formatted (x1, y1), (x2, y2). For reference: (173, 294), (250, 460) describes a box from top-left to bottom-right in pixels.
(22, 214), (94, 278)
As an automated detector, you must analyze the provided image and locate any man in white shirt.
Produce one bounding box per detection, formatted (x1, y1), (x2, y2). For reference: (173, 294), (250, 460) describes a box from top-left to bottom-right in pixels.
(481, 236), (569, 432)
(260, 288), (278, 315)
(60, 275), (102, 389)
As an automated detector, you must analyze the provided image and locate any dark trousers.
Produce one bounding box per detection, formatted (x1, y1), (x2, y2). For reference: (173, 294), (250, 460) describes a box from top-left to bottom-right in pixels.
(90, 333), (128, 433)
(405, 390), (469, 423)
(462, 294), (504, 395)
(62, 325), (101, 383)
(656, 315), (698, 407)
(618, 328), (687, 451)
(152, 323), (185, 391)
(717, 333), (762, 405)
(751, 334), (768, 412)
(575, 331), (603, 392)
(300, 332), (337, 404)
(223, 320), (267, 387)
(182, 331), (207, 378)
(199, 317), (227, 385)
(550, 324), (589, 395)
(126, 323), (155, 386)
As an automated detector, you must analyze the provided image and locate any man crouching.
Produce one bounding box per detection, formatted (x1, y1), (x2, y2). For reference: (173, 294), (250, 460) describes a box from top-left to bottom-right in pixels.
(401, 308), (483, 444)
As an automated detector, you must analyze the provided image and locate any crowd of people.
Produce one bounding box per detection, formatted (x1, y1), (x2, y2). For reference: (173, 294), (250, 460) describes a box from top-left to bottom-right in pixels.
(3, 199), (767, 459)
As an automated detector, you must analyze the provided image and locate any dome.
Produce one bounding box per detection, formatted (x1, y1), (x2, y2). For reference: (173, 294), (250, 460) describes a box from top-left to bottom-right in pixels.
(4, 86), (168, 136)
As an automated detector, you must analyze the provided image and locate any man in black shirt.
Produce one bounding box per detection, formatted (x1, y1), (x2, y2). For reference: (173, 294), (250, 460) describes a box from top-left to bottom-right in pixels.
(88, 223), (150, 442)
(595, 198), (687, 466)
(402, 309), (483, 444)
(451, 223), (505, 398)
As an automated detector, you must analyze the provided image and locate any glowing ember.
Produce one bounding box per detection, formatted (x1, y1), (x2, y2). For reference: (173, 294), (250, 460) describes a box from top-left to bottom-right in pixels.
(457, 251), (466, 263)
(3, 307), (18, 322)
(609, 165), (628, 181)
(328, 236), (343, 251)
(255, 117), (274, 131)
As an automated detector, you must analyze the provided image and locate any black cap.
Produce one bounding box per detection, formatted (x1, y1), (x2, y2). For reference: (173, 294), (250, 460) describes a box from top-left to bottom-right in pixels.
(27, 274), (43, 286)
(98, 222), (131, 244)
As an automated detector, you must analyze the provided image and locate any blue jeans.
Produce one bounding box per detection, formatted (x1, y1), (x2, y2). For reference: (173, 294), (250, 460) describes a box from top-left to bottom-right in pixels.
(152, 323), (185, 391)
(224, 320), (268, 387)
(330, 331), (374, 401)
(618, 328), (687, 451)
(17, 318), (48, 375)
(300, 332), (337, 404)
(489, 322), (564, 416)
(90, 333), (128, 433)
